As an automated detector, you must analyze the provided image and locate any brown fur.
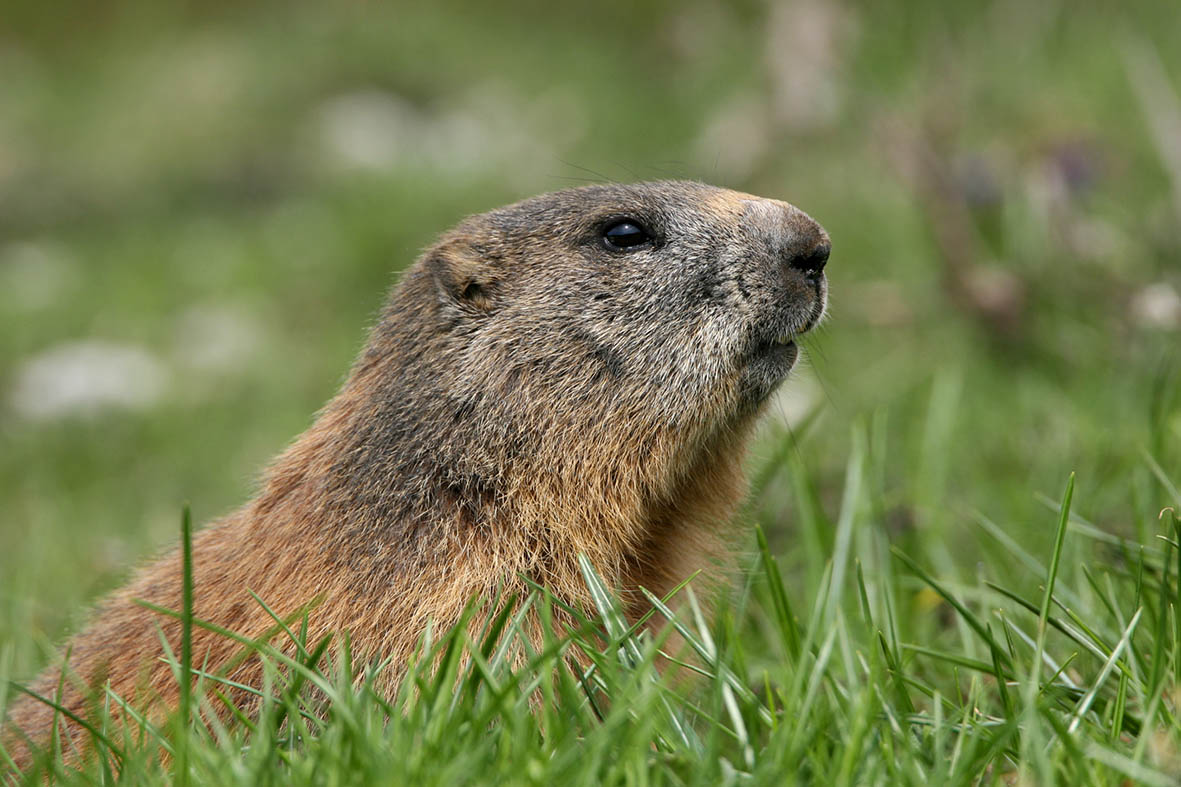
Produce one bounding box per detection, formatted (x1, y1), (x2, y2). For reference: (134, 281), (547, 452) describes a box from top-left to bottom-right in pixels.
(3, 181), (829, 769)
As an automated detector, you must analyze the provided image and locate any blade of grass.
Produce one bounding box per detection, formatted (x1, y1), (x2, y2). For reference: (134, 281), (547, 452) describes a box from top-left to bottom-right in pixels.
(755, 523), (801, 661)
(1019, 472), (1076, 779)
(1065, 607), (1142, 735)
(176, 504), (194, 787)
(1036, 474), (1075, 643)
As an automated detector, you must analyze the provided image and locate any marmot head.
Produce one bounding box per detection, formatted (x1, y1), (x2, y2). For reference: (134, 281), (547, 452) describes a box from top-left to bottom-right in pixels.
(340, 180), (829, 529)
(418, 181), (828, 427)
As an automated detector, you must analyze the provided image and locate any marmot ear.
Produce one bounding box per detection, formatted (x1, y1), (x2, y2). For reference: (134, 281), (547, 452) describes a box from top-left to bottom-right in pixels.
(425, 246), (498, 313)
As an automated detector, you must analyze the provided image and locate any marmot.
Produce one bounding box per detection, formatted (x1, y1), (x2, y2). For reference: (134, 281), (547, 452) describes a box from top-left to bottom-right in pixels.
(4, 180), (829, 767)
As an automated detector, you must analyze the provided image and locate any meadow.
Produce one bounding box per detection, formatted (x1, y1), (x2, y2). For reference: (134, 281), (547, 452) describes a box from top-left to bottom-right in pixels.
(2, 0), (1180, 783)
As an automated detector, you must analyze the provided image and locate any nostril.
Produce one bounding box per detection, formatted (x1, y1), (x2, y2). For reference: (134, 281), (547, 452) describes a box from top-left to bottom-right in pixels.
(788, 241), (830, 276)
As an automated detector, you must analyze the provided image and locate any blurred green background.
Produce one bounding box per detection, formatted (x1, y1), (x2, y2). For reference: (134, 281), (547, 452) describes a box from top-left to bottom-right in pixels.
(1, 0), (1179, 683)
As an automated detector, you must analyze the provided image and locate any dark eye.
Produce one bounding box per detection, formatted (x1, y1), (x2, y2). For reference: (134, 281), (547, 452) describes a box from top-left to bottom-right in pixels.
(602, 220), (652, 251)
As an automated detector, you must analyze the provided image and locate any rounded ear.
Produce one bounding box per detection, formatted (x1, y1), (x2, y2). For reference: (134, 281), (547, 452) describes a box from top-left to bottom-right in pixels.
(425, 245), (498, 313)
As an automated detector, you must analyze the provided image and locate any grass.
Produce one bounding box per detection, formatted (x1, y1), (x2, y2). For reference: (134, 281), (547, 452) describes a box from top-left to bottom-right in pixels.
(7, 447), (1181, 784)
(3, 0), (1181, 782)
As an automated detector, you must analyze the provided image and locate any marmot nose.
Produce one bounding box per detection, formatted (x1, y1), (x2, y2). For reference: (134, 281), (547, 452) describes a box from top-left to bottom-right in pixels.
(786, 240), (830, 276)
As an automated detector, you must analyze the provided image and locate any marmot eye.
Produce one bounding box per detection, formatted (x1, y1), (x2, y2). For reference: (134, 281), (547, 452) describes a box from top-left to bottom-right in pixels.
(602, 220), (651, 251)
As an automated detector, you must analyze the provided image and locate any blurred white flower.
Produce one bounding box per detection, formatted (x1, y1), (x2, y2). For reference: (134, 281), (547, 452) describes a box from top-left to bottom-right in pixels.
(172, 304), (263, 374)
(316, 90), (420, 171)
(9, 340), (167, 421)
(1131, 283), (1181, 330)
(312, 84), (572, 185)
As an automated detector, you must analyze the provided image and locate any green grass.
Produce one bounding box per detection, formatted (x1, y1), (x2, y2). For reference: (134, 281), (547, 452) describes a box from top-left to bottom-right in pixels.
(3, 0), (1181, 782)
(7, 452), (1181, 784)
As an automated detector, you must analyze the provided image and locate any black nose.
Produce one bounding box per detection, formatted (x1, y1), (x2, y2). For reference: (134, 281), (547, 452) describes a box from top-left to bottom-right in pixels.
(788, 240), (830, 276)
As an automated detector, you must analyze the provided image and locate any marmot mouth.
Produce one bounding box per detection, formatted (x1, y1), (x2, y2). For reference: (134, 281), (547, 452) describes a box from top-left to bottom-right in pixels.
(753, 335), (798, 358)
(765, 312), (821, 351)
(744, 305), (821, 372)
(742, 289), (826, 396)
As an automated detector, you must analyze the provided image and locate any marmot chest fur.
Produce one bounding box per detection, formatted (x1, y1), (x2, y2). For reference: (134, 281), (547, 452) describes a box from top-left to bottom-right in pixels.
(6, 180), (830, 764)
